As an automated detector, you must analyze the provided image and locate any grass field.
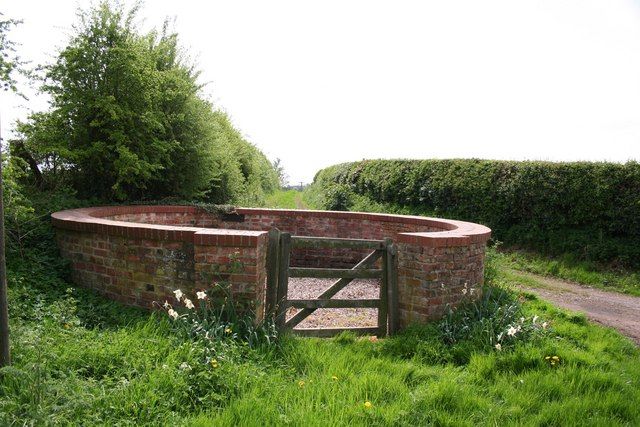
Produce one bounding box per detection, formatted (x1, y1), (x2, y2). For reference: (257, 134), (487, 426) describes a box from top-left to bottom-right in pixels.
(264, 189), (308, 210)
(2, 248), (639, 426)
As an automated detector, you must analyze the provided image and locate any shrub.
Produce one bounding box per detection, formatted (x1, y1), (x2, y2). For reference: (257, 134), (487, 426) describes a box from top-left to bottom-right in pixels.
(312, 159), (640, 267)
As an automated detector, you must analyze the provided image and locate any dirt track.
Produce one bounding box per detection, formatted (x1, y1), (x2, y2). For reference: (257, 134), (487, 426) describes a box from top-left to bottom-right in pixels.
(511, 270), (640, 345)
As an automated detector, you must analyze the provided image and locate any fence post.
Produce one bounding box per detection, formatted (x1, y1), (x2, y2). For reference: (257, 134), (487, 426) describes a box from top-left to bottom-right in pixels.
(377, 238), (392, 337)
(275, 232), (291, 331)
(265, 228), (281, 320)
(386, 242), (399, 335)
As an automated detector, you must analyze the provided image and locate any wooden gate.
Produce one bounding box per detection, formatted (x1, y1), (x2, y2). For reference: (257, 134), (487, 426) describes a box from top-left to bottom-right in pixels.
(265, 229), (398, 338)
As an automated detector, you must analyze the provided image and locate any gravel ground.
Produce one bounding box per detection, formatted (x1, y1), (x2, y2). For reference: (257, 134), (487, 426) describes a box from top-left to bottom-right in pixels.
(286, 278), (380, 328)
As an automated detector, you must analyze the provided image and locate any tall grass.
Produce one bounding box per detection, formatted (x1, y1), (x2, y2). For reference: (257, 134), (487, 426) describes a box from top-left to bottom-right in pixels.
(2, 244), (639, 425)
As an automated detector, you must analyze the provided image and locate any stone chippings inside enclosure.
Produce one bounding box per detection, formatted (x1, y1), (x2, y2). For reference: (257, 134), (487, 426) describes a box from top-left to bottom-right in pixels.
(287, 278), (379, 328)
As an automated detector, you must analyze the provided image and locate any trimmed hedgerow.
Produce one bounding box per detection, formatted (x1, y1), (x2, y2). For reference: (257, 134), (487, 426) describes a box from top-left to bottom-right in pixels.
(311, 159), (640, 267)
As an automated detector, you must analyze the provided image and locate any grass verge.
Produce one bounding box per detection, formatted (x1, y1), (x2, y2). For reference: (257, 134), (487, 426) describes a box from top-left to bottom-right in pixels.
(497, 249), (640, 297)
(1, 249), (639, 425)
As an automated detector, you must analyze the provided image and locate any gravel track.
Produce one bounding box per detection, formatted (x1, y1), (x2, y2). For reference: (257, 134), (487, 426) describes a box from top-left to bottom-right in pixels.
(511, 269), (640, 345)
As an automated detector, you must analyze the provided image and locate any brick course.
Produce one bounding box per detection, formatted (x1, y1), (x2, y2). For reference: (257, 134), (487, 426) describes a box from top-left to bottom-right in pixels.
(52, 206), (490, 327)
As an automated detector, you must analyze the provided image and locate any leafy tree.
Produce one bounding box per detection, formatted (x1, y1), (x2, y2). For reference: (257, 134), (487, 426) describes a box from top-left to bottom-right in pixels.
(272, 158), (289, 188)
(0, 10), (24, 367)
(0, 14), (26, 95)
(13, 1), (277, 202)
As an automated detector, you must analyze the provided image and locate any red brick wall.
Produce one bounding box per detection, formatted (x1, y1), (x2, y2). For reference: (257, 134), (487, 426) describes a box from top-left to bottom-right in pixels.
(397, 242), (486, 326)
(52, 205), (490, 327)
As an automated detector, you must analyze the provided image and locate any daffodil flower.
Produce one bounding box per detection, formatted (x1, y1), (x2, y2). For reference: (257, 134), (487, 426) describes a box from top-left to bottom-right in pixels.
(196, 290), (207, 300)
(173, 289), (183, 300)
(184, 298), (195, 309)
(168, 308), (179, 320)
(495, 343), (502, 351)
(507, 326), (518, 336)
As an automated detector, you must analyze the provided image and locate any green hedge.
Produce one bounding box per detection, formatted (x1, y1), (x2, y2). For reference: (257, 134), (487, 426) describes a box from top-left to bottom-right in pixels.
(312, 159), (640, 268)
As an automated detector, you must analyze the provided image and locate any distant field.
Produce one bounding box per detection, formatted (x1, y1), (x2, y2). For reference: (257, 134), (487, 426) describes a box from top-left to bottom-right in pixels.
(264, 189), (309, 209)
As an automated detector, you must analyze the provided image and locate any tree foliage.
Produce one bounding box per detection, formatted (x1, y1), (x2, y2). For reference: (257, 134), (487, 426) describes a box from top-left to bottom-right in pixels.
(0, 13), (25, 95)
(12, 1), (277, 203)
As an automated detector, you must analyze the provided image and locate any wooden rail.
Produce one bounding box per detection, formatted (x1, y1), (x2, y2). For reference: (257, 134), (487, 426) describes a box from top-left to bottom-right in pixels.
(287, 298), (380, 309)
(288, 267), (383, 279)
(291, 236), (385, 249)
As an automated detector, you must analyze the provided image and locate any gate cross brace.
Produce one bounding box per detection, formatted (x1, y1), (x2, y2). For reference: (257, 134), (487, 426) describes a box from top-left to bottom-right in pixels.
(284, 249), (383, 329)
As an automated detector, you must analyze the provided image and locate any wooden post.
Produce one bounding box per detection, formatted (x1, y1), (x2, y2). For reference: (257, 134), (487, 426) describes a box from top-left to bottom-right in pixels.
(275, 232), (291, 331)
(265, 228), (280, 320)
(377, 238), (391, 337)
(0, 120), (10, 367)
(387, 243), (399, 335)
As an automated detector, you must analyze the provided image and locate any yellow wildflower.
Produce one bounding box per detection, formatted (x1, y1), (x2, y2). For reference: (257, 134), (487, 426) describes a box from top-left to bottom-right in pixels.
(332, 375), (339, 381)
(225, 327), (232, 334)
(211, 359), (219, 368)
(298, 380), (305, 388)
(364, 401), (372, 409)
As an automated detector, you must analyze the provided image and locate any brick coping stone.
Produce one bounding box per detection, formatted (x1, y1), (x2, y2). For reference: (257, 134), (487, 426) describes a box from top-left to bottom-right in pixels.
(51, 205), (491, 247)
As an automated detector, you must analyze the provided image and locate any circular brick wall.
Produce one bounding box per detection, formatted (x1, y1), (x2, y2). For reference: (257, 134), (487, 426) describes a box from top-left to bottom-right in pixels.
(52, 206), (491, 327)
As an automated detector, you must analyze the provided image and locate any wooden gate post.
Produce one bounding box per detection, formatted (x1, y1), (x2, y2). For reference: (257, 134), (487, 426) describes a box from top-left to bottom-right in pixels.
(386, 242), (399, 335)
(275, 232), (291, 330)
(377, 238), (392, 337)
(265, 228), (281, 320)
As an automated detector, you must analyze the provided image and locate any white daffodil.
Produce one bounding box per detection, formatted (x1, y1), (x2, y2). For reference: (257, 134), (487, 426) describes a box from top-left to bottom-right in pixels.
(163, 300), (170, 309)
(168, 308), (179, 320)
(462, 288), (468, 295)
(542, 322), (549, 329)
(507, 326), (518, 337)
(173, 289), (183, 300)
(196, 290), (207, 300)
(495, 343), (502, 351)
(533, 315), (539, 324)
(520, 317), (525, 323)
(184, 298), (195, 309)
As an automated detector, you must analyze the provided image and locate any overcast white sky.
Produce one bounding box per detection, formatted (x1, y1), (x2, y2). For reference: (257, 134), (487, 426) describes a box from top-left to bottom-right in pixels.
(3, 0), (640, 183)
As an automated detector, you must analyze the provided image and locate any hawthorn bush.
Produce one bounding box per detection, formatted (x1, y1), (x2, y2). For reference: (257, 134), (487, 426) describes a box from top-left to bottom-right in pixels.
(312, 159), (640, 267)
